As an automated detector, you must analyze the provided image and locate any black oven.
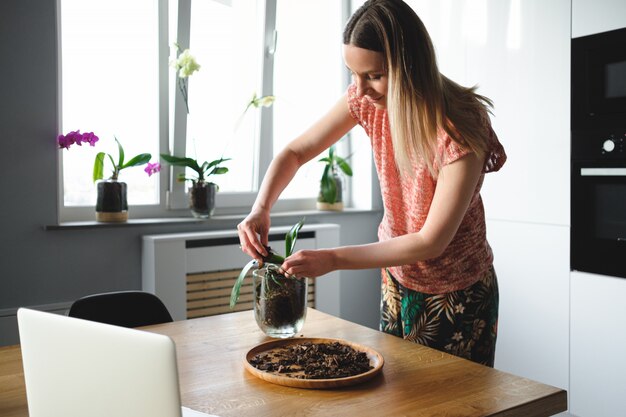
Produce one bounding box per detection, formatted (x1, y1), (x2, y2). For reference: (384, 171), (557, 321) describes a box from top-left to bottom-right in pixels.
(571, 27), (626, 278)
(571, 131), (626, 278)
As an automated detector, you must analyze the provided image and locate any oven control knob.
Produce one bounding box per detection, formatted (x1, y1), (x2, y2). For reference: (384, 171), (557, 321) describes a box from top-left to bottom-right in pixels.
(603, 139), (615, 153)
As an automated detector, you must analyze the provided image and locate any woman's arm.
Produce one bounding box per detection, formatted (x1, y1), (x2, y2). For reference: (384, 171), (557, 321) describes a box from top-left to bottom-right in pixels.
(279, 152), (484, 278)
(238, 93), (357, 260)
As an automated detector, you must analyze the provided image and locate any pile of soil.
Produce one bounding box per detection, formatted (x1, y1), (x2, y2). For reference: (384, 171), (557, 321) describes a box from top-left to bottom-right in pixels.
(249, 341), (373, 379)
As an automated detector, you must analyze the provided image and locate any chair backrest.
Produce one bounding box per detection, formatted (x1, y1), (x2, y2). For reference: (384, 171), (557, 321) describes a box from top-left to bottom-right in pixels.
(68, 290), (174, 328)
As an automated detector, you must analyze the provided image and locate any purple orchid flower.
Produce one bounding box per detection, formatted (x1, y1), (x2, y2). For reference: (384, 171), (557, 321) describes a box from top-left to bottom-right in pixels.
(57, 130), (99, 149)
(81, 131), (99, 146)
(144, 162), (161, 177)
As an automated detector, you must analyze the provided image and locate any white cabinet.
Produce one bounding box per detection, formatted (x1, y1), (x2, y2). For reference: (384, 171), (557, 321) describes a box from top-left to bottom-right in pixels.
(572, 0), (626, 38)
(411, 0), (572, 395)
(467, 0), (571, 226)
(487, 220), (570, 392)
(411, 0), (571, 226)
(570, 271), (626, 417)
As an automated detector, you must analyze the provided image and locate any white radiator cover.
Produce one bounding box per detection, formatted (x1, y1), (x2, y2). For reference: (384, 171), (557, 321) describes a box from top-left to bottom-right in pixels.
(142, 224), (341, 321)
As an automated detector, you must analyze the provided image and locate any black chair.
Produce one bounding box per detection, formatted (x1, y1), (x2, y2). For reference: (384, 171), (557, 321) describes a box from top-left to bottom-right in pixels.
(68, 290), (174, 328)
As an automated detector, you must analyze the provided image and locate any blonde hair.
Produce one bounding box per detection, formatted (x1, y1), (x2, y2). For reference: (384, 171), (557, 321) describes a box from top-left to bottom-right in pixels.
(344, 0), (493, 177)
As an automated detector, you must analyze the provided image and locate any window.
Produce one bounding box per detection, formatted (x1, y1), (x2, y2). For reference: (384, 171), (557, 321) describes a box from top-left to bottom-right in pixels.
(59, 0), (162, 221)
(58, 0), (349, 222)
(273, 0), (345, 200)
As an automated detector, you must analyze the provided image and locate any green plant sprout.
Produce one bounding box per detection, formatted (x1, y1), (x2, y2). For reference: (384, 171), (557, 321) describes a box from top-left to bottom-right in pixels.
(230, 218), (305, 309)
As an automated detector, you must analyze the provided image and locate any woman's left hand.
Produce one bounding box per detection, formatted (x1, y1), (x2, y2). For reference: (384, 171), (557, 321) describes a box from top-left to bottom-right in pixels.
(279, 249), (336, 279)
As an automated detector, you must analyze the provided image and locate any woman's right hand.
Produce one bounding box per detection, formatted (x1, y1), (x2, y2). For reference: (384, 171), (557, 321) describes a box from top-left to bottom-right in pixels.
(237, 208), (270, 263)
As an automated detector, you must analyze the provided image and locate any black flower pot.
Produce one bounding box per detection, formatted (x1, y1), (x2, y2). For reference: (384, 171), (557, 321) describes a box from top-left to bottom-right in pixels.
(95, 180), (128, 222)
(189, 182), (216, 218)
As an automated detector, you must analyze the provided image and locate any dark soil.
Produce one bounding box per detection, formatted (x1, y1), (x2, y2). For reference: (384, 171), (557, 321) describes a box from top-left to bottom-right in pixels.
(255, 270), (306, 328)
(249, 341), (373, 379)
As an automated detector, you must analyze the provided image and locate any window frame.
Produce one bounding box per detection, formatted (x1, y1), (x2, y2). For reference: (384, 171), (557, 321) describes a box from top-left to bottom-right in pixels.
(57, 0), (354, 223)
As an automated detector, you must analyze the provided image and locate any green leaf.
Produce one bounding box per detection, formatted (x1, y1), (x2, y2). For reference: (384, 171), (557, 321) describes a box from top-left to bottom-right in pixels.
(160, 154), (191, 165)
(262, 248), (285, 265)
(206, 157), (232, 169)
(211, 167), (229, 175)
(114, 137), (125, 168)
(107, 154), (118, 179)
(318, 157), (332, 164)
(335, 156), (353, 176)
(93, 152), (105, 183)
(160, 154), (203, 177)
(285, 218), (305, 257)
(230, 259), (258, 309)
(121, 153), (151, 169)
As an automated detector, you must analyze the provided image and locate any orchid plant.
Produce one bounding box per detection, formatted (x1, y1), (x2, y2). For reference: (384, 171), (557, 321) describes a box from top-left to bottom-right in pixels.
(230, 218), (305, 309)
(161, 92), (275, 187)
(57, 131), (160, 182)
(319, 145), (352, 204)
(170, 44), (201, 114)
(234, 92), (275, 131)
(159, 153), (230, 186)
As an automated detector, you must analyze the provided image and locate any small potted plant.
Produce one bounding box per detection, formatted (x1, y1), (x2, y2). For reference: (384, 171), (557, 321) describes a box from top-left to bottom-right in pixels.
(159, 153), (230, 218)
(317, 145), (352, 211)
(230, 218), (307, 338)
(57, 131), (160, 222)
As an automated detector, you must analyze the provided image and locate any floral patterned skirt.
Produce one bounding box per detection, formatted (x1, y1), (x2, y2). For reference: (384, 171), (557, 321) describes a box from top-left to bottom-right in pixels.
(380, 266), (499, 367)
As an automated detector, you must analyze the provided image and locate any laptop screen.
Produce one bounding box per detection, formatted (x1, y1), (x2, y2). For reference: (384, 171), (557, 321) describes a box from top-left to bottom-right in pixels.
(17, 308), (183, 417)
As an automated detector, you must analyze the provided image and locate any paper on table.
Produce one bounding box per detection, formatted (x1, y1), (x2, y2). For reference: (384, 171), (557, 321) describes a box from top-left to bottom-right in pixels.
(182, 406), (221, 417)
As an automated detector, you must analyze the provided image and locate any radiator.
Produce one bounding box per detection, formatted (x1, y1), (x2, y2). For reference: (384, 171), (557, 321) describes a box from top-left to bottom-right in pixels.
(142, 224), (341, 321)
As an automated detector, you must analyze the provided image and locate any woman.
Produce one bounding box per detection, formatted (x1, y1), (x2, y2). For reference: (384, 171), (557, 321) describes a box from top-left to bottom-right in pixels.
(237, 0), (506, 367)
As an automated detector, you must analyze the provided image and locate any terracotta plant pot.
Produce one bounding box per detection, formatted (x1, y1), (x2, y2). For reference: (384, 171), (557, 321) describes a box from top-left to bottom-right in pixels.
(95, 180), (128, 222)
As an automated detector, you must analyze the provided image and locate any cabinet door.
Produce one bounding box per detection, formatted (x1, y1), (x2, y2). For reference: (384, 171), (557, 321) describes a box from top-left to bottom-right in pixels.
(570, 271), (626, 417)
(467, 0), (571, 225)
(487, 220), (570, 391)
(411, 0), (571, 225)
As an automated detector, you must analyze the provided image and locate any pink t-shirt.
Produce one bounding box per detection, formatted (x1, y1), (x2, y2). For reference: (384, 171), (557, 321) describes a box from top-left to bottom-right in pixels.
(347, 84), (506, 293)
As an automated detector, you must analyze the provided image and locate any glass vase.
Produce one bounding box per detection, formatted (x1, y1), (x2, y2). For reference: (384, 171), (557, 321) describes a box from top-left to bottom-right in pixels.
(188, 182), (216, 218)
(253, 266), (308, 338)
(316, 167), (344, 211)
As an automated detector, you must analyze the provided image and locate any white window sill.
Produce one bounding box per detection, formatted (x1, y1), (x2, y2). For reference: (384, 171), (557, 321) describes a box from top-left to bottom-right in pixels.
(45, 208), (381, 230)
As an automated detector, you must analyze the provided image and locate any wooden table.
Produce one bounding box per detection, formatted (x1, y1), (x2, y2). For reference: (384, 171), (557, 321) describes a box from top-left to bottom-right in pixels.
(0, 308), (567, 416)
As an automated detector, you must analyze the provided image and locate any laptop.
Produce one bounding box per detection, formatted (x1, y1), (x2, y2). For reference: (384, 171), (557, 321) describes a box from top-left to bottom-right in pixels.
(17, 308), (214, 417)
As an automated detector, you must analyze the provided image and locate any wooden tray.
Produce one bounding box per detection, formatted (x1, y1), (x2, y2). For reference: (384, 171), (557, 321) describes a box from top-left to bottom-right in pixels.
(244, 337), (384, 389)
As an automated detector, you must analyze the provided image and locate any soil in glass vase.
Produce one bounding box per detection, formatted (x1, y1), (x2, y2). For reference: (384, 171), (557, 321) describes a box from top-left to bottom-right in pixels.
(230, 218), (307, 338)
(253, 265), (308, 339)
(189, 181), (216, 218)
(95, 180), (128, 222)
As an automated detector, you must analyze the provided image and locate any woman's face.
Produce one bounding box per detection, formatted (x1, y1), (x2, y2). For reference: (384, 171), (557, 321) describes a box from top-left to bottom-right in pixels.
(343, 44), (388, 109)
